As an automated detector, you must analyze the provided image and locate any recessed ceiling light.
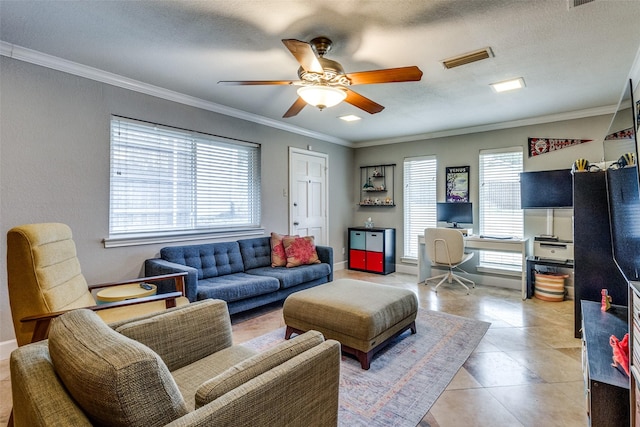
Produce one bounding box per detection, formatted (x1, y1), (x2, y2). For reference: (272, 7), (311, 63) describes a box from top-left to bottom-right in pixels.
(339, 115), (361, 122)
(490, 77), (526, 93)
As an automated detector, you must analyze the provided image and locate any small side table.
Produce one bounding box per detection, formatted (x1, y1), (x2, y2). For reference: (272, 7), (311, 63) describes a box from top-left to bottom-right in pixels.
(96, 283), (157, 304)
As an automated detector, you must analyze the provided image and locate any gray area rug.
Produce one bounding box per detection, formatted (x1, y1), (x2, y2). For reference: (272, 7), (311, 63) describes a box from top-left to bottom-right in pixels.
(242, 308), (490, 427)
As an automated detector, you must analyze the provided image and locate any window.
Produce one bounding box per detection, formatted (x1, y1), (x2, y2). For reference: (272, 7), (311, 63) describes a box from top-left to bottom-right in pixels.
(478, 147), (523, 270)
(108, 117), (261, 244)
(403, 156), (437, 259)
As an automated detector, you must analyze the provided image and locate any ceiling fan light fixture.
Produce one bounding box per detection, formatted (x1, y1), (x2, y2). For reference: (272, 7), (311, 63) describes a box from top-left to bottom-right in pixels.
(297, 85), (346, 110)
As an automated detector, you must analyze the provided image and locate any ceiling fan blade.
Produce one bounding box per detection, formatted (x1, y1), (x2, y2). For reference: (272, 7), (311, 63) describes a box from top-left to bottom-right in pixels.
(283, 97), (307, 118)
(344, 88), (385, 114)
(346, 66), (423, 85)
(282, 39), (324, 74)
(218, 80), (297, 86)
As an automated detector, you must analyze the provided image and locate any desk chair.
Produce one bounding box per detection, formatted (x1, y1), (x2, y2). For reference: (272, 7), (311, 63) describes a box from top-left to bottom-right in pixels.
(424, 227), (475, 294)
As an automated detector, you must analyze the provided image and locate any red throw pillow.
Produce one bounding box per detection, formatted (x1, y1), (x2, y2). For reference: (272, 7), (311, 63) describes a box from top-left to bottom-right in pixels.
(283, 236), (321, 267)
(270, 232), (291, 267)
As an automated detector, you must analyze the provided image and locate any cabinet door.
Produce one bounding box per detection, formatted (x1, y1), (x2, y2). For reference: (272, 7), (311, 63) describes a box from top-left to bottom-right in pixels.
(349, 249), (367, 270)
(366, 231), (384, 252)
(366, 251), (384, 273)
(350, 230), (366, 250)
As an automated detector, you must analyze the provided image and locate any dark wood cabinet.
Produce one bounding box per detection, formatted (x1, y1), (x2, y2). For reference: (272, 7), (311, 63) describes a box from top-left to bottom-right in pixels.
(573, 171), (627, 337)
(581, 301), (630, 427)
(348, 227), (395, 274)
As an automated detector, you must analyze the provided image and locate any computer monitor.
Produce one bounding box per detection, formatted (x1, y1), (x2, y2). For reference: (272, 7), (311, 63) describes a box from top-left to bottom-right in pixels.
(436, 202), (473, 228)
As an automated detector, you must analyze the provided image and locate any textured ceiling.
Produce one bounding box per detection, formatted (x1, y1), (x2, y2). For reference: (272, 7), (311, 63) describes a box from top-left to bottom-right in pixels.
(2, 0), (640, 145)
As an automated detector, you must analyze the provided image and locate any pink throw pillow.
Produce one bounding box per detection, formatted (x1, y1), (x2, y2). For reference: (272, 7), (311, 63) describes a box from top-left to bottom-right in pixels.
(270, 232), (289, 267)
(283, 236), (321, 267)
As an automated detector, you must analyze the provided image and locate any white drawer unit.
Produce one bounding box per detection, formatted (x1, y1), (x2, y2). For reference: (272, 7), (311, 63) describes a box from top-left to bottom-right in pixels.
(534, 240), (574, 261)
(365, 231), (384, 252)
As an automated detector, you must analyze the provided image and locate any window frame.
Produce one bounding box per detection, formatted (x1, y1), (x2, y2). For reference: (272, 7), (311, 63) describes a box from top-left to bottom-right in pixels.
(478, 146), (524, 271)
(105, 116), (263, 248)
(403, 155), (438, 261)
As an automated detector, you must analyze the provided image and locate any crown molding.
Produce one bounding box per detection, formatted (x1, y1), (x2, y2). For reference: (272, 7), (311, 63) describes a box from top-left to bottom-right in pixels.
(354, 105), (616, 148)
(0, 41), (351, 147)
(2, 40), (621, 150)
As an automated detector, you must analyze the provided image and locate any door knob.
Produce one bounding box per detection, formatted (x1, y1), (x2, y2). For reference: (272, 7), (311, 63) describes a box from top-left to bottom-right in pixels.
(293, 222), (299, 226)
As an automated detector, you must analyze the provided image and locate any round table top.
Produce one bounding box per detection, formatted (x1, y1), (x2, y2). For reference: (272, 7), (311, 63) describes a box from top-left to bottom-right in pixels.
(96, 283), (157, 303)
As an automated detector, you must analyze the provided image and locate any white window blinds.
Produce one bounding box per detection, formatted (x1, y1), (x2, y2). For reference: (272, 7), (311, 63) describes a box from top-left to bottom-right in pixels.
(479, 147), (523, 268)
(404, 156), (437, 258)
(109, 117), (261, 237)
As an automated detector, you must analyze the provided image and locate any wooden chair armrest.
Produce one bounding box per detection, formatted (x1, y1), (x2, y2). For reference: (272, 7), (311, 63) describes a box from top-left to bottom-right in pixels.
(21, 291), (184, 343)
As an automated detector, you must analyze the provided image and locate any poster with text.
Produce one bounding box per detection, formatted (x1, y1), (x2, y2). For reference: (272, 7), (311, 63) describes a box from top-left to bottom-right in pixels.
(446, 166), (470, 202)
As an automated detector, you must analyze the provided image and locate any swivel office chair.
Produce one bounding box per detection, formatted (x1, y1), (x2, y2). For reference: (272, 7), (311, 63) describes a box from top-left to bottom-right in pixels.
(424, 227), (475, 294)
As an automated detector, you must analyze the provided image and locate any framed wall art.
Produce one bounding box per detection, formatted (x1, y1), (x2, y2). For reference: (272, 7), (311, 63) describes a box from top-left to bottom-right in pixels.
(446, 166), (470, 202)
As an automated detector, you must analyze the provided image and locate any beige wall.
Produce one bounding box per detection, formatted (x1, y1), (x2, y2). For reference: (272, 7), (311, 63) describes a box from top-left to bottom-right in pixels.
(353, 115), (612, 266)
(0, 57), (354, 344)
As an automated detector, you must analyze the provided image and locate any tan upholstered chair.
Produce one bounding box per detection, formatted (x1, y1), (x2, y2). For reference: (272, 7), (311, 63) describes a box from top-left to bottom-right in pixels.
(10, 300), (341, 427)
(424, 227), (475, 294)
(7, 223), (189, 346)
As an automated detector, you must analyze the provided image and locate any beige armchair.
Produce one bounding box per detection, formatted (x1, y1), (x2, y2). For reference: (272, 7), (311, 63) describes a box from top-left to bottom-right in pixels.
(10, 299), (341, 427)
(7, 222), (189, 345)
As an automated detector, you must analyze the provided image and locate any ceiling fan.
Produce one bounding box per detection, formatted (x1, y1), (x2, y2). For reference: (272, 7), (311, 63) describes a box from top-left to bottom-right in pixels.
(218, 37), (423, 118)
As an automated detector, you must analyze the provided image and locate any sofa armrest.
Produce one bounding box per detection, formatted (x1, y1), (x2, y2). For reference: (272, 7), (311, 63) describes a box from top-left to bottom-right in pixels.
(195, 330), (325, 407)
(11, 342), (93, 427)
(316, 245), (333, 281)
(165, 339), (341, 427)
(115, 299), (233, 371)
(145, 258), (199, 302)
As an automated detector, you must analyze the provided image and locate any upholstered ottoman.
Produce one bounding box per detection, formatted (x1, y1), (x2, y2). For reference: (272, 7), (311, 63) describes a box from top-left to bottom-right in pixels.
(283, 278), (418, 369)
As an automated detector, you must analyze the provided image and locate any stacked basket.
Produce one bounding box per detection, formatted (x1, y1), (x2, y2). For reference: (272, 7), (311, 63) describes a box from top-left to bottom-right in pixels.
(534, 272), (569, 302)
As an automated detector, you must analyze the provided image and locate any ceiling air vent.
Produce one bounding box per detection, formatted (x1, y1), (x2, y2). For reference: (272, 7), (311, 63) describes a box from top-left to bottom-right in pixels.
(441, 47), (494, 69)
(568, 0), (595, 9)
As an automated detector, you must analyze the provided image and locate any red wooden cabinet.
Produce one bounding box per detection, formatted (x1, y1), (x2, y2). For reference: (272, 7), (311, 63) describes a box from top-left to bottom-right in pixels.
(349, 249), (367, 270)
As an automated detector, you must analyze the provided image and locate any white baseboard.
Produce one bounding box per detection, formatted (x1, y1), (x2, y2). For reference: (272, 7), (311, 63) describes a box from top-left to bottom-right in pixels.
(1, 339), (17, 360)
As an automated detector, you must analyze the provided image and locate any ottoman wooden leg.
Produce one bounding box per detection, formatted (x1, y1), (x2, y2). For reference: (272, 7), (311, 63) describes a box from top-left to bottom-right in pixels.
(285, 325), (305, 339)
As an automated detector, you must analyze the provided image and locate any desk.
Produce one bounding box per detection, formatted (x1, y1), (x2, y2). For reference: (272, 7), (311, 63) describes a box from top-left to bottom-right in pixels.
(418, 235), (529, 299)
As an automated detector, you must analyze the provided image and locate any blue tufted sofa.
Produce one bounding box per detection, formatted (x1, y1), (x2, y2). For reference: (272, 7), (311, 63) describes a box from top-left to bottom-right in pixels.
(144, 236), (333, 314)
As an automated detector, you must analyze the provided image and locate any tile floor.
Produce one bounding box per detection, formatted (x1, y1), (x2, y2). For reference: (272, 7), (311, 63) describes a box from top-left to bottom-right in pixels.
(0, 269), (588, 426)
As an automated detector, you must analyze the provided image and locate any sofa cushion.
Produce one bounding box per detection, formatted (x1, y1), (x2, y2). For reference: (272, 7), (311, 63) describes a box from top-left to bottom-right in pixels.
(115, 299), (233, 372)
(246, 263), (331, 289)
(48, 309), (188, 427)
(238, 236), (273, 269)
(197, 272), (280, 302)
(283, 235), (321, 267)
(195, 330), (325, 408)
(160, 242), (244, 280)
(172, 345), (257, 411)
(267, 232), (294, 267)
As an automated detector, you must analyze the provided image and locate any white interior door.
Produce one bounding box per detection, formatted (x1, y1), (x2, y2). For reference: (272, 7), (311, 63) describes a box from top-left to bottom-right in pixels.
(289, 148), (328, 245)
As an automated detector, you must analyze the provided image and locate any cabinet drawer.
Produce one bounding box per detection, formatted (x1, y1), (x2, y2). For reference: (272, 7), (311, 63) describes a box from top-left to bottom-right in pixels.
(633, 291), (640, 324)
(366, 231), (384, 252)
(366, 251), (384, 273)
(349, 249), (366, 270)
(350, 231), (366, 250)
